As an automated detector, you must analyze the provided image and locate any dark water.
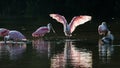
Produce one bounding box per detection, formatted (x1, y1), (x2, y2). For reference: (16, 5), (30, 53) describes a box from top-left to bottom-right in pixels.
(0, 37), (120, 68)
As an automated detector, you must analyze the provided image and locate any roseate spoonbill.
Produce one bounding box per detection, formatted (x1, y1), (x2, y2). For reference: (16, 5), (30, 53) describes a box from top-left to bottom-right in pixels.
(32, 23), (55, 37)
(4, 30), (27, 43)
(0, 28), (9, 37)
(49, 14), (92, 37)
(98, 22), (109, 36)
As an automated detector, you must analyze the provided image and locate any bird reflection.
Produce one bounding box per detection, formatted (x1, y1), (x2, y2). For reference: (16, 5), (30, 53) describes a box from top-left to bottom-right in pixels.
(98, 38), (114, 63)
(0, 42), (26, 60)
(51, 39), (92, 68)
(32, 39), (51, 57)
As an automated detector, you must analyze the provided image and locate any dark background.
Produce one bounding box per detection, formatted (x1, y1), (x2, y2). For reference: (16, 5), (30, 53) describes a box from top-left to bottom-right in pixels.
(0, 0), (120, 39)
(0, 0), (120, 17)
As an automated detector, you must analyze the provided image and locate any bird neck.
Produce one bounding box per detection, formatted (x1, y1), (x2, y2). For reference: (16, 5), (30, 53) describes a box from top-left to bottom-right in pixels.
(47, 24), (51, 31)
(4, 35), (10, 43)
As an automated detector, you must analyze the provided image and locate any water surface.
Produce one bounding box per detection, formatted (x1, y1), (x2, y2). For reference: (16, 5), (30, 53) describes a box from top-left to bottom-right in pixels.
(0, 37), (120, 68)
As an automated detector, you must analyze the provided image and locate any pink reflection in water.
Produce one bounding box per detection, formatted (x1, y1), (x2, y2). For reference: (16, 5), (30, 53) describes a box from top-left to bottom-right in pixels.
(51, 40), (92, 68)
(0, 41), (26, 60)
(32, 39), (50, 57)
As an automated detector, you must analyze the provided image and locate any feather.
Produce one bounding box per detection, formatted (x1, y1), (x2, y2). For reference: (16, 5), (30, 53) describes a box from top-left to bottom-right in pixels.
(49, 14), (67, 25)
(69, 15), (92, 33)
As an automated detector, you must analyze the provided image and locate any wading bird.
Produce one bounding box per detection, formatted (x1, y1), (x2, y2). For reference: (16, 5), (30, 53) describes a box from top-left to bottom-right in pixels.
(32, 23), (55, 37)
(0, 28), (9, 37)
(49, 14), (92, 37)
(98, 31), (114, 57)
(98, 22), (109, 36)
(101, 31), (114, 45)
(4, 30), (27, 43)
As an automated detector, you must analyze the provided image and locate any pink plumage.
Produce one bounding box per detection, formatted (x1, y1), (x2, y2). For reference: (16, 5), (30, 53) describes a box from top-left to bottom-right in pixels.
(5, 30), (26, 41)
(32, 23), (52, 37)
(32, 27), (50, 37)
(50, 13), (92, 37)
(69, 15), (92, 33)
(0, 28), (9, 37)
(49, 14), (67, 24)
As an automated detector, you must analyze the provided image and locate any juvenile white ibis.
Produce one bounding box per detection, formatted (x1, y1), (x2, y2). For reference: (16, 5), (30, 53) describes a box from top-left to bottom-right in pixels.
(101, 31), (114, 45)
(98, 22), (109, 36)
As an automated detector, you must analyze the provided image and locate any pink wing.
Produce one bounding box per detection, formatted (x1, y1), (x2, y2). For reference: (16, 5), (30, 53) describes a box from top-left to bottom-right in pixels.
(49, 14), (67, 25)
(36, 27), (49, 33)
(8, 30), (26, 40)
(69, 15), (92, 33)
(32, 27), (49, 37)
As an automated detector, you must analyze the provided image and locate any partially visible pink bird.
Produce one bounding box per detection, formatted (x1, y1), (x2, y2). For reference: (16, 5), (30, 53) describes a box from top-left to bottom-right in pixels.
(32, 23), (55, 37)
(4, 30), (26, 42)
(0, 28), (9, 37)
(49, 14), (92, 37)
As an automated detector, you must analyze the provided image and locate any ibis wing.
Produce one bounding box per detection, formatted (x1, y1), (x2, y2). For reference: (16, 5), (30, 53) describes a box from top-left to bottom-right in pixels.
(69, 15), (92, 33)
(49, 14), (67, 25)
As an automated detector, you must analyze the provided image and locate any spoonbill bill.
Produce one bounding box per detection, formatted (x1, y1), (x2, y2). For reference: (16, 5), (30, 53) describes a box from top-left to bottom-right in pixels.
(32, 23), (55, 37)
(49, 14), (92, 37)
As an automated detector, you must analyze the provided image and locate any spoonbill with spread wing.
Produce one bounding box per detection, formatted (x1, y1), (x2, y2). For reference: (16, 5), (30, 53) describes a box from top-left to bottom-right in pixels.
(49, 14), (92, 37)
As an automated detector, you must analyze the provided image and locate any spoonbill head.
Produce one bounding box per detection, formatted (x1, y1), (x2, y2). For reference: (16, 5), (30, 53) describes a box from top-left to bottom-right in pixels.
(50, 14), (92, 37)
(0, 28), (9, 37)
(32, 23), (55, 37)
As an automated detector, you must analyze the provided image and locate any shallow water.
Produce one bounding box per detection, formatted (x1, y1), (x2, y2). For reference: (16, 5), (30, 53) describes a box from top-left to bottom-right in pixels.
(0, 21), (120, 68)
(0, 37), (120, 68)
